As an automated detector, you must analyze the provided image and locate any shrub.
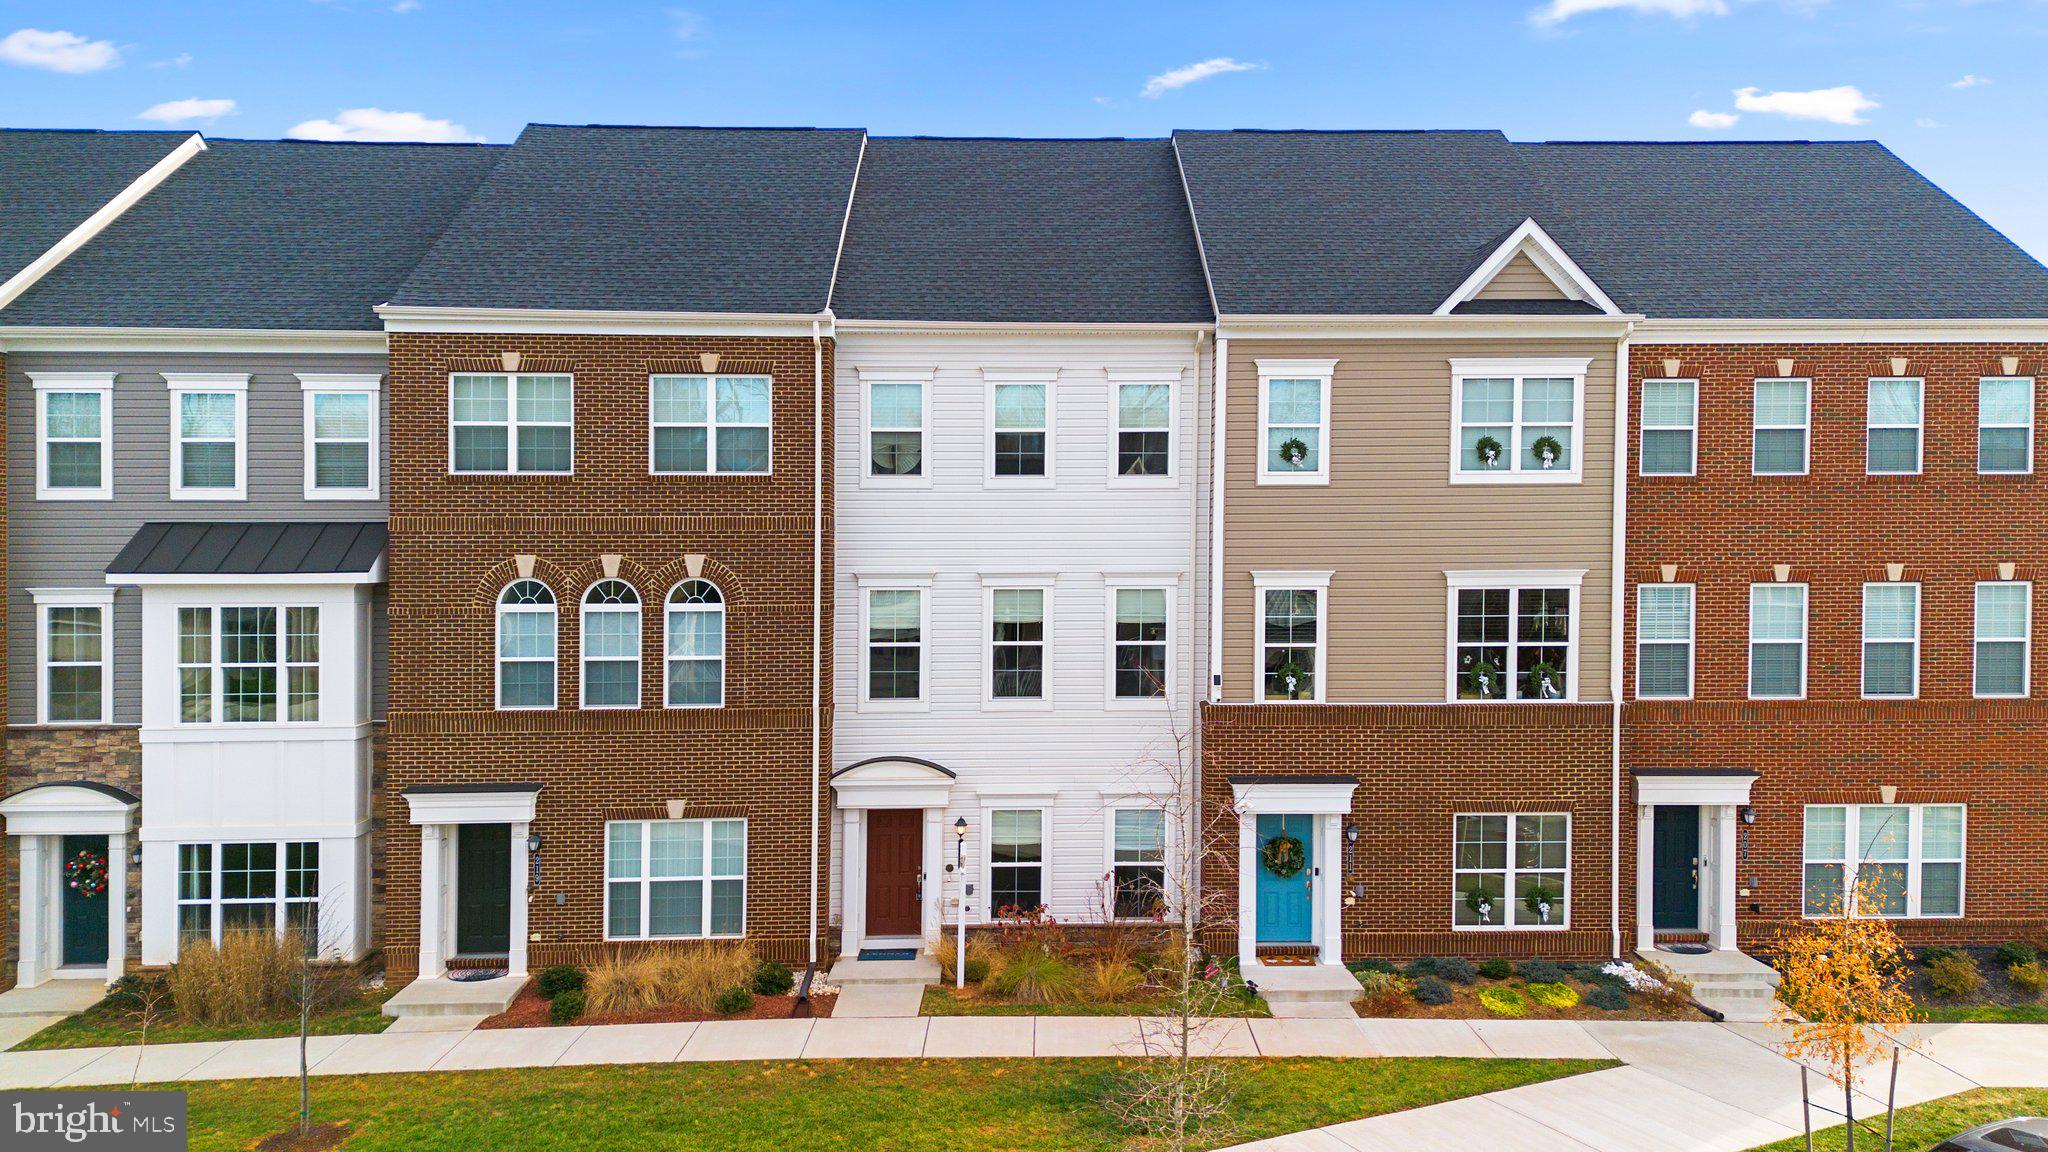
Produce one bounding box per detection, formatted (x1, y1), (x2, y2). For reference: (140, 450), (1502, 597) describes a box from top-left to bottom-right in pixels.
(751, 960), (794, 997)
(536, 965), (585, 999)
(936, 936), (991, 985)
(1527, 982), (1580, 1009)
(1084, 958), (1144, 1002)
(1347, 958), (1396, 976)
(1411, 976), (1454, 1006)
(714, 986), (755, 1016)
(1993, 941), (2041, 969)
(1478, 958), (1514, 981)
(103, 971), (171, 1013)
(167, 930), (300, 1025)
(1356, 970), (1408, 999)
(1587, 985), (1629, 1012)
(987, 944), (1077, 1005)
(661, 943), (759, 1014)
(1515, 959), (1566, 984)
(2006, 961), (2047, 998)
(1429, 957), (1478, 985)
(1477, 986), (1527, 1017)
(1403, 957), (1440, 979)
(1916, 945), (1963, 967)
(549, 988), (586, 1025)
(1926, 953), (1982, 999)
(1573, 963), (1628, 989)
(586, 954), (668, 1015)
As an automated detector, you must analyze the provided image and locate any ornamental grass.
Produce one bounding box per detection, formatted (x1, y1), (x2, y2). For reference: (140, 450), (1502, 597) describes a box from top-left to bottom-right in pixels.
(167, 930), (301, 1025)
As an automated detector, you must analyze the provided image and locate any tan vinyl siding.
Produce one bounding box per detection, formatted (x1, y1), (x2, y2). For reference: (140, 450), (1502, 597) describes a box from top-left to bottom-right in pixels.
(1223, 337), (1616, 703)
(1473, 254), (1568, 301)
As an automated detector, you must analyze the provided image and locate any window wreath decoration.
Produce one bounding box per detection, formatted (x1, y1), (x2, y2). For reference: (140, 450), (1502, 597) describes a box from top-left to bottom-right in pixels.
(1464, 886), (1497, 924)
(1523, 883), (1560, 925)
(1273, 659), (1310, 700)
(1261, 834), (1307, 879)
(66, 848), (109, 900)
(1530, 435), (1565, 469)
(1276, 436), (1311, 468)
(1472, 434), (1504, 467)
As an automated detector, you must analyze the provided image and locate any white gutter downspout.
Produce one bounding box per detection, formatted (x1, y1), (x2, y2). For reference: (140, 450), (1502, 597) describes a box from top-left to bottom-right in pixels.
(1209, 336), (1228, 702)
(810, 314), (828, 969)
(1610, 327), (1634, 959)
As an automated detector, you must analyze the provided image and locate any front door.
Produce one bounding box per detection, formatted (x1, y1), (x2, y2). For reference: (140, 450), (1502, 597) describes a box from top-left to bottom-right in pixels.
(59, 834), (110, 966)
(865, 809), (922, 937)
(455, 824), (512, 956)
(1254, 814), (1314, 943)
(1651, 805), (1701, 931)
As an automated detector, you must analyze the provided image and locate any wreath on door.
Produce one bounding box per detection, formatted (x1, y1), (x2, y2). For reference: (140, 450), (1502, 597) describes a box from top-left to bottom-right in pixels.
(66, 849), (109, 900)
(1261, 834), (1307, 879)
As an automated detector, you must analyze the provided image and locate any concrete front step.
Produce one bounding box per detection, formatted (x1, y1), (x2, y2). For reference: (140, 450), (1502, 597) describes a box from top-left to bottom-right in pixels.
(1245, 963), (1363, 1019)
(383, 974), (525, 1018)
(826, 955), (940, 987)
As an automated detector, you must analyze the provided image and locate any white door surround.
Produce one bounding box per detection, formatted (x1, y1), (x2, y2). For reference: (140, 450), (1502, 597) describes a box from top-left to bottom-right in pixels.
(1229, 775), (1358, 970)
(1632, 768), (1758, 953)
(402, 784), (538, 980)
(831, 757), (955, 955)
(0, 782), (138, 988)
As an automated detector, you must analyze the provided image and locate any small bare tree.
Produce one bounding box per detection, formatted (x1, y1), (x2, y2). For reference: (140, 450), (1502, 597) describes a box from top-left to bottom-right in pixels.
(286, 889), (358, 1140)
(120, 973), (176, 1088)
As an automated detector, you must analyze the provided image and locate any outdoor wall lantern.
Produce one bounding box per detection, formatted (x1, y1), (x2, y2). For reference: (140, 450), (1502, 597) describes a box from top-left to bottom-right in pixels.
(1740, 807), (1756, 825)
(954, 817), (968, 867)
(528, 831), (543, 887)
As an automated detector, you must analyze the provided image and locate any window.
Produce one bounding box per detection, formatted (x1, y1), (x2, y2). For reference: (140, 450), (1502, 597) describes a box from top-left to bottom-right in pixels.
(1979, 376), (2035, 474)
(300, 375), (379, 498)
(863, 585), (925, 704)
(1753, 378), (1810, 475)
(1453, 813), (1568, 929)
(1639, 378), (1697, 476)
(1450, 359), (1589, 483)
(1975, 581), (2031, 698)
(1749, 584), (1809, 699)
(665, 580), (724, 707)
(987, 374), (1053, 482)
(1862, 583), (1920, 698)
(496, 580), (557, 709)
(36, 591), (112, 725)
(650, 374), (772, 474)
(1111, 586), (1169, 700)
(1803, 804), (1964, 918)
(449, 373), (573, 474)
(580, 580), (641, 709)
(1635, 584), (1694, 699)
(1113, 376), (1174, 480)
(1256, 359), (1334, 484)
(32, 374), (113, 500)
(989, 809), (1045, 916)
(605, 819), (746, 939)
(1449, 573), (1581, 702)
(1254, 572), (1329, 702)
(986, 585), (1047, 701)
(1867, 377), (1923, 475)
(176, 841), (320, 950)
(167, 375), (248, 499)
(864, 372), (928, 481)
(173, 606), (320, 724)
(1110, 809), (1166, 919)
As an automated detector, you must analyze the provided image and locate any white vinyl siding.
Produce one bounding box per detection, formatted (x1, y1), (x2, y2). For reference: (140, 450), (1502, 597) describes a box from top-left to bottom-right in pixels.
(1978, 377), (2035, 474)
(1753, 378), (1810, 475)
(1635, 584), (1694, 699)
(1639, 378), (1696, 476)
(1803, 804), (1963, 918)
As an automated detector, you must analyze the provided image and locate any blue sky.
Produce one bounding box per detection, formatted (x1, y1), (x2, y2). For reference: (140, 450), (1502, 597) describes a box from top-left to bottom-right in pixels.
(3, 0), (2046, 260)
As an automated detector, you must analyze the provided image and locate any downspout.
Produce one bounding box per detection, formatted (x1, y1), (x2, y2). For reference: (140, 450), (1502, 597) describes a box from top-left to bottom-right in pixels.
(1610, 326), (1635, 959)
(1209, 336), (1228, 703)
(810, 315), (827, 969)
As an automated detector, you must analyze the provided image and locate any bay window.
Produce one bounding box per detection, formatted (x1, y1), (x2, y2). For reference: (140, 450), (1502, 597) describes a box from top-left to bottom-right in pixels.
(173, 605), (319, 724)
(176, 841), (320, 950)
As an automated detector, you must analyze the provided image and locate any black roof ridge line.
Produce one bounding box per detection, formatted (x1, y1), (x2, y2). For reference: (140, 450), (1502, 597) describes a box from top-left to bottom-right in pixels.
(1526, 138), (1875, 147)
(523, 122), (864, 132)
(199, 135), (503, 148)
(870, 134), (1164, 143)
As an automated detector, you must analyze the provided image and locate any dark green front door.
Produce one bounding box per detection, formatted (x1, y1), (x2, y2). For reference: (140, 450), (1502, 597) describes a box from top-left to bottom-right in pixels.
(455, 824), (511, 956)
(1651, 806), (1700, 931)
(60, 834), (110, 966)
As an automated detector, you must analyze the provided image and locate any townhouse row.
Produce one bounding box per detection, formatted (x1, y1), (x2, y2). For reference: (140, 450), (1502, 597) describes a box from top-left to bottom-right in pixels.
(1, 124), (2043, 1001)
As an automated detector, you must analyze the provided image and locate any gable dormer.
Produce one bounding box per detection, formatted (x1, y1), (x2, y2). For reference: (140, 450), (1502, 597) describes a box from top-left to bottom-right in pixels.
(1435, 217), (1621, 316)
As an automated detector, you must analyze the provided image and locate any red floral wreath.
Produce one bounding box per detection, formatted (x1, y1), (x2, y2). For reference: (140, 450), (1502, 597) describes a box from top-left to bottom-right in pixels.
(65, 849), (109, 900)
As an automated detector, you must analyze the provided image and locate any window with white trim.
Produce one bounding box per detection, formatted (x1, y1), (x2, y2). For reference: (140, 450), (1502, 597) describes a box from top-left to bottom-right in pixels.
(1111, 808), (1166, 919)
(1257, 585), (1322, 702)
(1803, 804), (1963, 918)
(175, 605), (320, 724)
(1452, 581), (1576, 702)
(1753, 378), (1810, 475)
(1257, 360), (1333, 483)
(988, 378), (1051, 481)
(1639, 378), (1697, 476)
(33, 375), (113, 500)
(169, 377), (247, 499)
(176, 841), (320, 949)
(1866, 377), (1923, 475)
(450, 373), (573, 474)
(1453, 813), (1568, 929)
(1451, 360), (1587, 481)
(989, 809), (1045, 916)
(987, 586), (1046, 701)
(665, 580), (724, 707)
(650, 374), (772, 474)
(1749, 584), (1808, 699)
(866, 378), (925, 479)
(496, 580), (557, 709)
(1635, 584), (1694, 699)
(580, 580), (641, 709)
(1111, 586), (1169, 700)
(37, 592), (112, 725)
(1978, 376), (2035, 474)
(300, 375), (379, 498)
(1974, 581), (2030, 698)
(863, 586), (924, 703)
(1862, 582), (1920, 699)
(605, 819), (746, 939)
(1113, 379), (1173, 479)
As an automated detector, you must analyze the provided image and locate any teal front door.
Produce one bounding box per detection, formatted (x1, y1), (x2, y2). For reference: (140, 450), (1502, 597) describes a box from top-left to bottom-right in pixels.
(1254, 814), (1314, 943)
(59, 834), (110, 966)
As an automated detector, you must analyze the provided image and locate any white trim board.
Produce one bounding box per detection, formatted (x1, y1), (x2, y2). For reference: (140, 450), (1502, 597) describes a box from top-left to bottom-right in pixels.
(1435, 219), (1622, 317)
(0, 134), (207, 313)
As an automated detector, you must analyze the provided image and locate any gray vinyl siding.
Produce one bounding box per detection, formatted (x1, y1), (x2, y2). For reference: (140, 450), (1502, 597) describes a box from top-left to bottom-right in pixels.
(6, 351), (388, 725)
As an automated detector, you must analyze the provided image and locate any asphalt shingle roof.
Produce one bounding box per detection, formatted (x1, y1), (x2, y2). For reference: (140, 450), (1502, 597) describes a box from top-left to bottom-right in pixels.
(0, 129), (191, 283)
(390, 124), (865, 315)
(107, 522), (388, 577)
(3, 138), (501, 330)
(832, 137), (1213, 324)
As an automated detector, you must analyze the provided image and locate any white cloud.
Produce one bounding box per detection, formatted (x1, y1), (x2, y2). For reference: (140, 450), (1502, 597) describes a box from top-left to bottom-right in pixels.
(392, 0), (421, 11)
(287, 108), (483, 143)
(1532, 0), (1729, 27)
(1732, 84), (1878, 125)
(1689, 109), (1740, 128)
(138, 97), (236, 124)
(1091, 95), (1113, 106)
(1952, 73), (1991, 88)
(1140, 57), (1259, 98)
(150, 53), (192, 69)
(0, 28), (121, 73)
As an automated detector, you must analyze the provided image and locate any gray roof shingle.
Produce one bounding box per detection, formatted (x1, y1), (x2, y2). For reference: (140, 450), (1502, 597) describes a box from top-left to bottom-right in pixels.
(107, 522), (387, 577)
(832, 137), (1212, 324)
(0, 128), (191, 283)
(390, 124), (865, 315)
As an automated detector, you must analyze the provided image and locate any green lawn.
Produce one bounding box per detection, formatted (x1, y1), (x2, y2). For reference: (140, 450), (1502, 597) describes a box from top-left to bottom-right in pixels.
(176, 1056), (1613, 1152)
(1748, 1088), (2048, 1152)
(15, 988), (395, 1051)
(920, 986), (1270, 1018)
(1917, 1003), (2048, 1024)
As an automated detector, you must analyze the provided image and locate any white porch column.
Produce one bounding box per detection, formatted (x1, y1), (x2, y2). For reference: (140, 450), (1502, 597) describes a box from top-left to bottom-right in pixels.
(418, 825), (445, 980)
(1236, 815), (1256, 970)
(920, 808), (943, 944)
(104, 832), (128, 983)
(17, 835), (48, 988)
(1317, 813), (1344, 966)
(508, 822), (530, 977)
(840, 808), (864, 954)
(1634, 804), (1655, 953)
(1712, 805), (1740, 951)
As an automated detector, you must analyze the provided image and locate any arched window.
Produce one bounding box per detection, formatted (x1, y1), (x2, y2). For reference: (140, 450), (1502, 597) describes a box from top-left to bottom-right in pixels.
(496, 580), (556, 709)
(581, 580), (641, 709)
(666, 580), (724, 707)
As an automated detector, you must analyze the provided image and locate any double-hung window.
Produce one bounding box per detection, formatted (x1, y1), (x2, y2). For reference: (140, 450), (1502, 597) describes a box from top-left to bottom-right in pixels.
(299, 374), (379, 499)
(167, 374), (248, 499)
(1110, 809), (1167, 919)
(986, 583), (1048, 703)
(1635, 584), (1694, 699)
(1748, 584), (1808, 699)
(1254, 571), (1329, 702)
(1112, 373), (1175, 480)
(1450, 359), (1588, 482)
(36, 590), (113, 725)
(32, 373), (113, 500)
(580, 580), (641, 709)
(450, 373), (573, 474)
(1753, 378), (1810, 475)
(605, 819), (746, 939)
(176, 841), (320, 950)
(1803, 804), (1964, 918)
(1974, 581), (2031, 698)
(1257, 360), (1334, 484)
(1639, 378), (1697, 476)
(862, 583), (927, 705)
(1861, 582), (1920, 698)
(1110, 585), (1170, 701)
(1453, 813), (1569, 929)
(863, 369), (929, 482)
(649, 374), (772, 474)
(1449, 572), (1581, 702)
(1978, 376), (2035, 474)
(987, 372), (1054, 482)
(173, 605), (319, 724)
(665, 580), (725, 707)
(1866, 377), (1923, 475)
(496, 580), (557, 709)
(988, 809), (1045, 916)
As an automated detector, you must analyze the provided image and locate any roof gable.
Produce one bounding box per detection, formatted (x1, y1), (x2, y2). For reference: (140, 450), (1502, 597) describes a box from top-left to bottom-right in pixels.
(1435, 218), (1621, 316)
(0, 129), (201, 311)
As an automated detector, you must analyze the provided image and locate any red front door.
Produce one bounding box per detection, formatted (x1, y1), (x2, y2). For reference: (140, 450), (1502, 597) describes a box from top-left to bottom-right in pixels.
(865, 809), (923, 936)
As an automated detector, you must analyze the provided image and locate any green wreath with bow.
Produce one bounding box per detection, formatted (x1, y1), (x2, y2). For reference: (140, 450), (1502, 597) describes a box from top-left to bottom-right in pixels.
(1261, 834), (1307, 880)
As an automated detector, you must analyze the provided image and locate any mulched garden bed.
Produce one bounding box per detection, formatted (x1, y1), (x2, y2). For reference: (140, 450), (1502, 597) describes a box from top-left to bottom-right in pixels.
(1903, 945), (2047, 1023)
(478, 982), (835, 1029)
(1350, 960), (1710, 1022)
